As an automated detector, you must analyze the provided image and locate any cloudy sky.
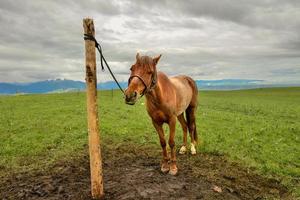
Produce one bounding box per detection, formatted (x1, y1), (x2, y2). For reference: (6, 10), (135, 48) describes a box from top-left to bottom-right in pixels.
(0, 0), (299, 84)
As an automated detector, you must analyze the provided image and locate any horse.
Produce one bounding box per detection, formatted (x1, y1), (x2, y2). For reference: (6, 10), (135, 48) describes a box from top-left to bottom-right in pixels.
(124, 53), (198, 175)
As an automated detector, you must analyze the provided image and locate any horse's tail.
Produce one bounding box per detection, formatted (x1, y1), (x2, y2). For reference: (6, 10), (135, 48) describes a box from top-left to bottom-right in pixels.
(194, 124), (198, 143)
(185, 105), (198, 144)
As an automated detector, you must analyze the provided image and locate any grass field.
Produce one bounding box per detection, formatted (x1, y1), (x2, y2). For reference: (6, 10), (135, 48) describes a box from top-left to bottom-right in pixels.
(0, 87), (299, 197)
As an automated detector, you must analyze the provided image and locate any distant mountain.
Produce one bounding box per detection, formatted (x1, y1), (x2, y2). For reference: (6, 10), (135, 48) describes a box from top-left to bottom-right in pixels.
(0, 79), (298, 94)
(195, 79), (263, 90)
(0, 79), (85, 94)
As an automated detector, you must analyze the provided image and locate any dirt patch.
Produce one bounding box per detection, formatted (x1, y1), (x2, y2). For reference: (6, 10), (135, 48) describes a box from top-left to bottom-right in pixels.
(0, 144), (293, 200)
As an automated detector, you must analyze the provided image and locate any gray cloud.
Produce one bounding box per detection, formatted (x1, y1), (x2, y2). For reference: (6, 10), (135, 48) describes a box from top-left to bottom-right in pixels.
(0, 0), (299, 84)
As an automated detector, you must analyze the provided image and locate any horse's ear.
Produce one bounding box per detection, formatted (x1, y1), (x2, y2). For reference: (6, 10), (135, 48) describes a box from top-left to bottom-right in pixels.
(136, 52), (140, 60)
(153, 54), (162, 66)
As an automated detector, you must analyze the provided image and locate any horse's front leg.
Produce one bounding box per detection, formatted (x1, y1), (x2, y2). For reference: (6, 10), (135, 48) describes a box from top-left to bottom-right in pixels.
(168, 116), (178, 175)
(152, 121), (169, 173)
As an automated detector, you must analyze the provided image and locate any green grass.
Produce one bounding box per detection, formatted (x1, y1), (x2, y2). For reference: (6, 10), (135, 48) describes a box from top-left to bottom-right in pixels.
(0, 87), (299, 196)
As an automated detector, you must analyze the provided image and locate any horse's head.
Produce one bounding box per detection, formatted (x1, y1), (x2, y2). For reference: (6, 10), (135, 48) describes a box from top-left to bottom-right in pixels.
(125, 53), (161, 105)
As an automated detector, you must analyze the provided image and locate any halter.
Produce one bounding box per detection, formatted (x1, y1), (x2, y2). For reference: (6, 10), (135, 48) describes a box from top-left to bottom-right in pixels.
(128, 72), (157, 97)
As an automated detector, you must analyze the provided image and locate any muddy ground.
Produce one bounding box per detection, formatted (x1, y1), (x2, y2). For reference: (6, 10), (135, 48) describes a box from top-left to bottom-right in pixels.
(0, 144), (293, 200)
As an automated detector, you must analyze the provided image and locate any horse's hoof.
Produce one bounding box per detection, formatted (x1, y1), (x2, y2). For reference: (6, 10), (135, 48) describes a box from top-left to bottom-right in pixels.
(179, 146), (187, 154)
(169, 166), (178, 176)
(161, 167), (170, 173)
(161, 166), (170, 173)
(161, 160), (170, 173)
(191, 144), (197, 155)
(169, 161), (178, 175)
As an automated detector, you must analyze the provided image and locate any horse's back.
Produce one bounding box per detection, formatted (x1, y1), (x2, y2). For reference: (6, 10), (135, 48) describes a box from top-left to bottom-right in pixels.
(170, 75), (197, 115)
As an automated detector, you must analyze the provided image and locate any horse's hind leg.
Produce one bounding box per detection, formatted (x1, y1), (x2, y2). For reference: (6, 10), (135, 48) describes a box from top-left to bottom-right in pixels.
(185, 76), (198, 155)
(177, 113), (188, 154)
(186, 105), (198, 155)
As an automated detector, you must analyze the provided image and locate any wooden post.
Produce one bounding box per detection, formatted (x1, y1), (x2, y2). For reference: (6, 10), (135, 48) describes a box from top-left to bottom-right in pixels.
(83, 18), (104, 199)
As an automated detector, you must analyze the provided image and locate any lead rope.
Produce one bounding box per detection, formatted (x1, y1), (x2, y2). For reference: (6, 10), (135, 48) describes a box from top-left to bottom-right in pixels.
(84, 34), (125, 94)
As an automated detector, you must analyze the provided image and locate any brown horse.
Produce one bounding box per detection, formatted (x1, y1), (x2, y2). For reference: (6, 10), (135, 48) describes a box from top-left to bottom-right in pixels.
(125, 53), (198, 175)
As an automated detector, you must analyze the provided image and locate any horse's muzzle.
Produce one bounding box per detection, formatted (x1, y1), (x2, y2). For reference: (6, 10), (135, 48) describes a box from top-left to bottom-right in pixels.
(125, 91), (137, 105)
